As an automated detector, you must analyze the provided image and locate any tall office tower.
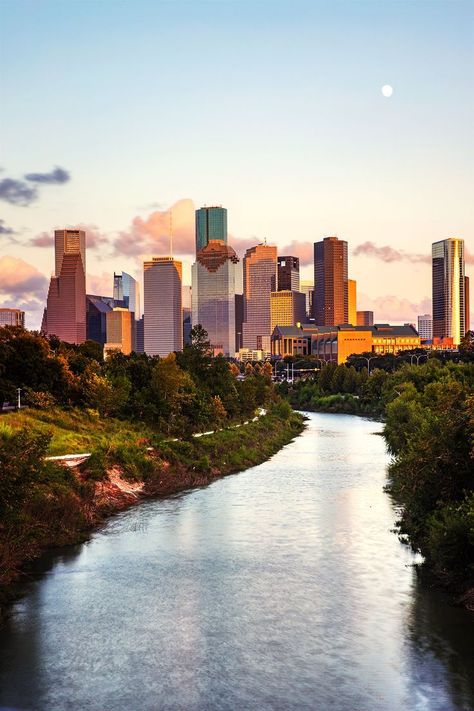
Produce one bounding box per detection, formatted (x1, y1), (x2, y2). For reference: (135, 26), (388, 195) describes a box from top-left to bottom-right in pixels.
(417, 314), (433, 340)
(54, 229), (86, 276)
(182, 285), (192, 346)
(432, 238), (465, 345)
(192, 240), (239, 356)
(0, 308), (25, 328)
(44, 253), (86, 344)
(105, 308), (134, 356)
(347, 279), (357, 325)
(357, 310), (374, 327)
(235, 293), (244, 352)
(195, 206), (227, 252)
(277, 256), (300, 292)
(270, 290), (306, 332)
(465, 276), (470, 333)
(144, 257), (183, 356)
(113, 272), (140, 318)
(86, 295), (114, 345)
(300, 280), (314, 318)
(314, 236), (348, 326)
(136, 316), (145, 354)
(242, 244), (278, 351)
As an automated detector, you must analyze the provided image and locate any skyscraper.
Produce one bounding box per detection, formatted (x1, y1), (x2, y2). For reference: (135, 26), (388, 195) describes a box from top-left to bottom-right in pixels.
(270, 290), (306, 332)
(347, 279), (357, 325)
(277, 256), (300, 292)
(192, 240), (239, 356)
(144, 257), (183, 356)
(300, 280), (314, 319)
(195, 206), (227, 251)
(113, 272), (140, 318)
(242, 244), (278, 351)
(44, 253), (86, 344)
(314, 236), (348, 326)
(417, 314), (433, 340)
(54, 229), (86, 276)
(86, 295), (114, 345)
(465, 276), (470, 334)
(432, 238), (465, 345)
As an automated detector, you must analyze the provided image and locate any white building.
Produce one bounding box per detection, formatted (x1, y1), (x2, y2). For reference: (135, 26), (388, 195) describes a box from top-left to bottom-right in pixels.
(417, 314), (433, 340)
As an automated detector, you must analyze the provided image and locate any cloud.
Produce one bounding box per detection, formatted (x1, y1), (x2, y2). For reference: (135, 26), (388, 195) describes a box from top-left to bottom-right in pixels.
(87, 271), (114, 297)
(0, 178), (38, 206)
(353, 241), (431, 264)
(0, 256), (48, 301)
(358, 292), (432, 324)
(113, 199), (196, 258)
(353, 240), (474, 266)
(30, 231), (54, 247)
(278, 240), (314, 266)
(24, 166), (70, 184)
(0, 219), (15, 235)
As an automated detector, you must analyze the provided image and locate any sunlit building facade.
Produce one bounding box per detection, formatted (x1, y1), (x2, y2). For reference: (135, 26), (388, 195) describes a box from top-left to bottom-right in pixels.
(0, 308), (25, 328)
(105, 307), (134, 356)
(242, 244), (278, 351)
(113, 271), (140, 319)
(432, 238), (465, 345)
(195, 206), (227, 252)
(192, 240), (239, 356)
(44, 253), (86, 344)
(300, 280), (314, 318)
(314, 236), (348, 326)
(348, 279), (357, 325)
(54, 229), (86, 277)
(357, 310), (374, 327)
(144, 257), (183, 356)
(270, 290), (306, 332)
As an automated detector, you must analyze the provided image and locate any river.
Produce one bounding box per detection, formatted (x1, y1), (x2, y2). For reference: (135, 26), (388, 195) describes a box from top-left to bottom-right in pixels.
(0, 413), (473, 711)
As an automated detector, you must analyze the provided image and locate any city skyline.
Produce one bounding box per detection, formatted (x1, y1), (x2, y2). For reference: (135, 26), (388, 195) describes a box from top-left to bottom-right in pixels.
(0, 0), (472, 330)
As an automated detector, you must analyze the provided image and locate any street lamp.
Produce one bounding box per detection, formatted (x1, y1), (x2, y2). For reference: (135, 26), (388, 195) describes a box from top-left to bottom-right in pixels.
(358, 355), (378, 376)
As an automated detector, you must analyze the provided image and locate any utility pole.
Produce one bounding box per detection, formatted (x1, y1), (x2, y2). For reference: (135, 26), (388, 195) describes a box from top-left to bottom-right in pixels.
(17, 388), (21, 410)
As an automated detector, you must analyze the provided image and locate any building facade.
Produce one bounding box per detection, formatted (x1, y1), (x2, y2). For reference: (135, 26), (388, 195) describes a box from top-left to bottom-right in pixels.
(54, 229), (86, 277)
(44, 253), (86, 344)
(105, 307), (134, 356)
(314, 236), (348, 326)
(195, 206), (227, 252)
(417, 314), (433, 340)
(300, 280), (314, 318)
(277, 256), (300, 292)
(113, 271), (140, 318)
(0, 308), (25, 328)
(144, 257), (183, 356)
(86, 295), (114, 345)
(357, 310), (374, 327)
(192, 240), (239, 356)
(270, 290), (306, 332)
(348, 279), (357, 325)
(242, 244), (278, 351)
(465, 276), (470, 333)
(432, 237), (466, 345)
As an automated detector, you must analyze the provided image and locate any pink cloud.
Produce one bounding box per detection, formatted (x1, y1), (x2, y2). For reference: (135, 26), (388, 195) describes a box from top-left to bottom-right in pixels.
(358, 292), (432, 324)
(0, 256), (48, 301)
(114, 199), (195, 258)
(30, 231), (54, 247)
(87, 271), (114, 297)
(353, 240), (474, 266)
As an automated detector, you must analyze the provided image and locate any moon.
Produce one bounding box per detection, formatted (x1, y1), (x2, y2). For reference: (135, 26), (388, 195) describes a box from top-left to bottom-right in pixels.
(382, 84), (393, 98)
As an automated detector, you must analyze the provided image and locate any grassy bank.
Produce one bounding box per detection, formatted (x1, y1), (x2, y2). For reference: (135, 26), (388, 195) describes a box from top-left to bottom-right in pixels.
(0, 401), (304, 623)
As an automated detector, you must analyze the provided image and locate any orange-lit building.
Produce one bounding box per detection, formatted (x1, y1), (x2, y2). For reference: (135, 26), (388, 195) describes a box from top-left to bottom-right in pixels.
(104, 307), (134, 356)
(44, 253), (86, 344)
(271, 323), (421, 363)
(313, 236), (348, 325)
(0, 308), (25, 328)
(348, 279), (357, 325)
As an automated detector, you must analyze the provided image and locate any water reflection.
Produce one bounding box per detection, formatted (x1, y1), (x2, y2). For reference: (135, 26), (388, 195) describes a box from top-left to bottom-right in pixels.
(0, 413), (473, 711)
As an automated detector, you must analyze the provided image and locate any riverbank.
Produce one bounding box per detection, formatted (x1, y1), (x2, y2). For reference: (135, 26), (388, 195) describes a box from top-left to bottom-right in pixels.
(0, 402), (304, 624)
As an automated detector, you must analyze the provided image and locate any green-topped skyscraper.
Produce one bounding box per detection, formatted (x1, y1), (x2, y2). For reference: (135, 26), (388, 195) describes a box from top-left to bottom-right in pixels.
(195, 206), (227, 252)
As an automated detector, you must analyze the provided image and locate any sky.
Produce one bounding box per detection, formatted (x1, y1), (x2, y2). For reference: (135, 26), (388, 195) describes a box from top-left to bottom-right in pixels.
(0, 0), (473, 329)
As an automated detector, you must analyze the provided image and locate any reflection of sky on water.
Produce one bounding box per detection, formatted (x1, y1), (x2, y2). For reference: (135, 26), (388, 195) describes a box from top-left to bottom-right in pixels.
(1, 413), (473, 711)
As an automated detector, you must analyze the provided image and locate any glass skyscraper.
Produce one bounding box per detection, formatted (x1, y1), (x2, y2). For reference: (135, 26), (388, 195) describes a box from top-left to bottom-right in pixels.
(113, 271), (140, 318)
(195, 206), (227, 252)
(432, 238), (466, 345)
(192, 240), (239, 356)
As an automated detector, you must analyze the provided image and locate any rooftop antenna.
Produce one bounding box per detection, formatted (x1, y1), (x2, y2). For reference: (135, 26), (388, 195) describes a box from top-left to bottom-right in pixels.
(169, 208), (173, 258)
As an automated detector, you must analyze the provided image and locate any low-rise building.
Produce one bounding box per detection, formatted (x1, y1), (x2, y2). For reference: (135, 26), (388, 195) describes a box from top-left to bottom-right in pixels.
(271, 323), (421, 363)
(0, 308), (25, 328)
